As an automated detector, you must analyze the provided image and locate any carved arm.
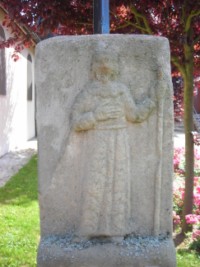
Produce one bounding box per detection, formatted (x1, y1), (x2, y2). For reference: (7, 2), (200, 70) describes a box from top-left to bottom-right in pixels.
(72, 90), (97, 132)
(124, 90), (155, 123)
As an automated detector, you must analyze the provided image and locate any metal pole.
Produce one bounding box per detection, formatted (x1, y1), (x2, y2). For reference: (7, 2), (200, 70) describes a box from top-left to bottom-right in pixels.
(93, 0), (110, 34)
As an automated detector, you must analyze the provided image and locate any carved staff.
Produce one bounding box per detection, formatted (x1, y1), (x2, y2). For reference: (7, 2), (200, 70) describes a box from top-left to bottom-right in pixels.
(153, 64), (168, 236)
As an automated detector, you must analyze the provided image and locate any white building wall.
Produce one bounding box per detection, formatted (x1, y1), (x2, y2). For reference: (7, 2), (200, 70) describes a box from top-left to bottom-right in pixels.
(0, 12), (35, 157)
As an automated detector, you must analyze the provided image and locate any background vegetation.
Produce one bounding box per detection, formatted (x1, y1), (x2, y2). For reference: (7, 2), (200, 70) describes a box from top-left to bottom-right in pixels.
(0, 156), (39, 267)
(0, 154), (200, 266)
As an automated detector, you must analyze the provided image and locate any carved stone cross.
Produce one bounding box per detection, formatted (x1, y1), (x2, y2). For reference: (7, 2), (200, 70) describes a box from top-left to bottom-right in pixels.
(93, 0), (110, 33)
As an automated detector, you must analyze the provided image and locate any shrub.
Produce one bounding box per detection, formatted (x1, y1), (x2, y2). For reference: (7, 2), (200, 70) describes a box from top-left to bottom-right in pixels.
(173, 146), (200, 251)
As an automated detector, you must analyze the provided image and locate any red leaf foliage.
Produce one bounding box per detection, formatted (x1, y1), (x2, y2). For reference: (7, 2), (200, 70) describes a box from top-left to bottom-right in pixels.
(0, 1), (199, 65)
(0, 1), (199, 88)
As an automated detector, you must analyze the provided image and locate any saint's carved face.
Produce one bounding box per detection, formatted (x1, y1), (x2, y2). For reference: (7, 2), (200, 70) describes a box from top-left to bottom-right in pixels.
(91, 53), (118, 82)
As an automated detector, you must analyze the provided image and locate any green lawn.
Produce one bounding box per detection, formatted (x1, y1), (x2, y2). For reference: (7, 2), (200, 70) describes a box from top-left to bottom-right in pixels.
(177, 250), (200, 267)
(0, 155), (200, 267)
(0, 155), (39, 267)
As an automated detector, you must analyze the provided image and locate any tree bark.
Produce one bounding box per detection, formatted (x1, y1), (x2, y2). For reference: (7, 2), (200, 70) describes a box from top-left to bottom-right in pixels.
(182, 42), (194, 233)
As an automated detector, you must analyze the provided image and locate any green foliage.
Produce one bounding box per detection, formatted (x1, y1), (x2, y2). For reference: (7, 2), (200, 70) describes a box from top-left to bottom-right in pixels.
(0, 154), (200, 266)
(177, 250), (200, 267)
(189, 238), (200, 252)
(0, 155), (39, 267)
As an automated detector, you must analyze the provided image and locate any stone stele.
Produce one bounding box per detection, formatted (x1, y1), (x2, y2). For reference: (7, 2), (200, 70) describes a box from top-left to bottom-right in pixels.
(36, 35), (176, 267)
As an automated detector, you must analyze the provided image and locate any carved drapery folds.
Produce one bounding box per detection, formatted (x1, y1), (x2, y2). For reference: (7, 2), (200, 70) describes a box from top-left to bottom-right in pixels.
(71, 53), (155, 239)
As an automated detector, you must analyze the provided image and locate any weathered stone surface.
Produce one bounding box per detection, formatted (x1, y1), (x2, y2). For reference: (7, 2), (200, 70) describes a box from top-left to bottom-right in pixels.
(36, 34), (176, 267)
(37, 236), (175, 267)
(70, 50), (156, 239)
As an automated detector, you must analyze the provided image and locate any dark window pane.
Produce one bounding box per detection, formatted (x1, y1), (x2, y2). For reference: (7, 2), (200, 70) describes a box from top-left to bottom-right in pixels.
(27, 54), (32, 101)
(0, 26), (6, 95)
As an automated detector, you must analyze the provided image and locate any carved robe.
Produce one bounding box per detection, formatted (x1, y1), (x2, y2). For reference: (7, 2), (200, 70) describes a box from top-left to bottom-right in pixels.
(71, 81), (154, 238)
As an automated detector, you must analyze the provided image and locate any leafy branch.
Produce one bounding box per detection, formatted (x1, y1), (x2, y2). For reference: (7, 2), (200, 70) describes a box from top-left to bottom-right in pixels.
(185, 10), (200, 32)
(129, 5), (153, 34)
(171, 56), (186, 78)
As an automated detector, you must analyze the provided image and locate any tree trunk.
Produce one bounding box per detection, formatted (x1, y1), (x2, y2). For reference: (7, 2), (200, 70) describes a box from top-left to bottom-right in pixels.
(182, 43), (194, 233)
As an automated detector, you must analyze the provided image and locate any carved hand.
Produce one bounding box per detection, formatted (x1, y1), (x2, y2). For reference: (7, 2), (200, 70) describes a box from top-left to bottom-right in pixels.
(94, 104), (122, 121)
(146, 99), (156, 110)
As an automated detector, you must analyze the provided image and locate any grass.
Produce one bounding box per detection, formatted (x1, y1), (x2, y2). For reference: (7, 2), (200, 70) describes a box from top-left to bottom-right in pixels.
(175, 232), (200, 266)
(0, 155), (200, 267)
(0, 155), (39, 267)
(177, 250), (200, 267)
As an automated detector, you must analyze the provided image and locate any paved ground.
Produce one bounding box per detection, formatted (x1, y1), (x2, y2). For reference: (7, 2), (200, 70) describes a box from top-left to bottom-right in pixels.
(0, 131), (185, 188)
(174, 131), (185, 148)
(0, 139), (37, 187)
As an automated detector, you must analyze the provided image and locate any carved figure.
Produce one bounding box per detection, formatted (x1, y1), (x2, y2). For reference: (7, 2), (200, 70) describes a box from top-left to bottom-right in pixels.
(72, 52), (155, 240)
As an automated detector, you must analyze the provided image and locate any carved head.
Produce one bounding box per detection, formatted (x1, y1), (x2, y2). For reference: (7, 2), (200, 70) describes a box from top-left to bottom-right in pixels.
(91, 52), (119, 82)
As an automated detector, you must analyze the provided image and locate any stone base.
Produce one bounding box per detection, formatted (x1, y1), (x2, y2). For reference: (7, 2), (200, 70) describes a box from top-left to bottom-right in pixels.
(37, 236), (176, 267)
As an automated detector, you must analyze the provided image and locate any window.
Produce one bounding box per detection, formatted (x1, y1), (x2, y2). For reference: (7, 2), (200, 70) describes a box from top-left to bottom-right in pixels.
(0, 26), (6, 95)
(27, 54), (32, 101)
